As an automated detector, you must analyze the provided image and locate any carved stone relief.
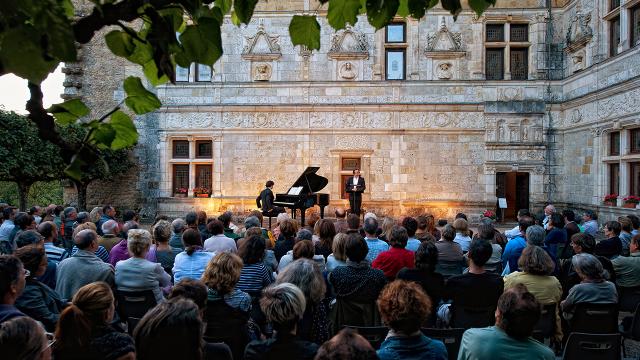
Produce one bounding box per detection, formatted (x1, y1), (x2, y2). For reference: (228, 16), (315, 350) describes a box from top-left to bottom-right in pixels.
(435, 62), (453, 79)
(400, 112), (484, 129)
(334, 135), (370, 149)
(597, 88), (640, 120)
(253, 63), (272, 81)
(163, 113), (214, 129)
(424, 17), (465, 59)
(487, 116), (542, 143)
(497, 87), (524, 101)
(242, 24), (282, 61)
(328, 25), (369, 60)
(571, 50), (586, 73)
(221, 112), (304, 128)
(565, 3), (593, 52)
(339, 62), (357, 80)
(310, 112), (393, 129)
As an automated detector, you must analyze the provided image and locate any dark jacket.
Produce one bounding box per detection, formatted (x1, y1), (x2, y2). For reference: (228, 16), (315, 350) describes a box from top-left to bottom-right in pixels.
(15, 278), (65, 331)
(0, 304), (25, 324)
(244, 334), (318, 360)
(96, 215), (114, 236)
(595, 236), (623, 259)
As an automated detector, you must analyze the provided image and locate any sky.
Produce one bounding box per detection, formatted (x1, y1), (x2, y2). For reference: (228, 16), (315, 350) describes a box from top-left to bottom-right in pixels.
(0, 65), (65, 114)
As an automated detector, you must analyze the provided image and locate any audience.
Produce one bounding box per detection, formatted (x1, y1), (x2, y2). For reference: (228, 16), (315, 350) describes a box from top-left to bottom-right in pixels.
(277, 259), (329, 344)
(115, 229), (172, 303)
(314, 328), (377, 360)
(452, 218), (472, 252)
(108, 220), (139, 266)
(172, 229), (214, 283)
(278, 230), (326, 271)
(98, 220), (121, 253)
(560, 232), (615, 297)
(14, 245), (64, 331)
(39, 221), (68, 264)
(0, 255), (26, 323)
(202, 252), (251, 313)
(363, 217), (389, 263)
(315, 219), (336, 259)
(326, 233), (348, 272)
(618, 216), (633, 257)
(151, 220), (181, 276)
(434, 224), (464, 276)
(236, 235), (273, 297)
(378, 217), (395, 243)
(402, 217), (421, 252)
(55, 229), (114, 301)
(612, 234), (640, 288)
(53, 282), (135, 360)
(169, 218), (186, 249)
(595, 220), (623, 259)
(397, 241), (444, 326)
(544, 213), (567, 259)
(474, 224), (503, 272)
(372, 226), (415, 280)
(416, 214), (441, 242)
(377, 280), (447, 360)
(0, 316), (51, 360)
(458, 284), (555, 359)
(203, 219), (237, 254)
(501, 217), (534, 275)
(274, 219), (297, 262)
(581, 210), (599, 237)
(244, 283), (319, 360)
(562, 210), (580, 245)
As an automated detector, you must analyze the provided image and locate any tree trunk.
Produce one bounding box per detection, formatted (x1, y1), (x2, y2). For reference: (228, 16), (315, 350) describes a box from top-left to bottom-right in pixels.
(73, 181), (88, 211)
(17, 182), (31, 211)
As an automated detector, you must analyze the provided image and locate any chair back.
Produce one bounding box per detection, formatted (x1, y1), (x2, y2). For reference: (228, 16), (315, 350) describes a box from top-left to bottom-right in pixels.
(570, 303), (618, 334)
(115, 289), (157, 321)
(204, 299), (250, 360)
(344, 326), (388, 350)
(450, 305), (495, 330)
(562, 333), (621, 360)
(127, 317), (141, 335)
(484, 261), (503, 275)
(435, 260), (464, 278)
(532, 303), (557, 342)
(618, 285), (640, 312)
(330, 298), (381, 335)
(421, 328), (464, 360)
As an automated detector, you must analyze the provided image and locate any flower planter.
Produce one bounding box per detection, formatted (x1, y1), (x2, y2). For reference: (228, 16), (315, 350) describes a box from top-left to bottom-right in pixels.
(604, 201), (617, 207)
(623, 203), (638, 209)
(196, 194), (210, 198)
(174, 193), (187, 198)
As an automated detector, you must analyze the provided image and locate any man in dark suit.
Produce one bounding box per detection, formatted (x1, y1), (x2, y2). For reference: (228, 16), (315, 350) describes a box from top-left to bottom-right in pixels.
(257, 180), (284, 216)
(345, 169), (366, 216)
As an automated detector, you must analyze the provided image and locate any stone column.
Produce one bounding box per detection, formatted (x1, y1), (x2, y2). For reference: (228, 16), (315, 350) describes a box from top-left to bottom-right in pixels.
(188, 136), (196, 197)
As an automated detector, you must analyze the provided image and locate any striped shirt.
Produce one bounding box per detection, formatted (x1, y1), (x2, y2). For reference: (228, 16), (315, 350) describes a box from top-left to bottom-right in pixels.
(236, 262), (273, 295)
(71, 245), (110, 263)
(44, 242), (69, 264)
(207, 288), (252, 312)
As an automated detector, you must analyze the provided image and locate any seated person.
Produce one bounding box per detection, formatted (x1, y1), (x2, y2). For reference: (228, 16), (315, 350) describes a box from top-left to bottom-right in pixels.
(372, 226), (415, 280)
(314, 328), (377, 360)
(442, 238), (504, 326)
(244, 283), (319, 360)
(236, 235), (274, 296)
(561, 253), (618, 320)
(277, 230), (325, 271)
(560, 233), (615, 297)
(458, 284), (555, 360)
(172, 229), (214, 283)
(434, 224), (464, 276)
(0, 316), (51, 360)
(611, 234), (640, 288)
(0, 255), (26, 324)
(544, 213), (567, 259)
(377, 280), (447, 360)
(501, 216), (534, 275)
(595, 220), (622, 259)
(150, 220), (181, 276)
(452, 218), (472, 252)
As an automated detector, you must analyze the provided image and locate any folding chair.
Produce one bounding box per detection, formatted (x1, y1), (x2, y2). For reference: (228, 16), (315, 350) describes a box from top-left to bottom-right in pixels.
(562, 333), (620, 360)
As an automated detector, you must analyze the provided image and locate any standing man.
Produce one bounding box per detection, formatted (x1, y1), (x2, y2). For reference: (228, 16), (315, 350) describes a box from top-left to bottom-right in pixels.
(345, 169), (366, 216)
(257, 180), (284, 216)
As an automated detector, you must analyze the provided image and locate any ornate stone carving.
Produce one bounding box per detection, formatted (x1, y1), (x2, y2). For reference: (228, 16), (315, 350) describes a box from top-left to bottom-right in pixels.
(565, 4), (593, 53)
(424, 17), (465, 59)
(489, 116), (542, 143)
(571, 50), (586, 73)
(435, 62), (453, 79)
(597, 88), (640, 120)
(400, 112), (484, 129)
(334, 135), (370, 149)
(310, 112), (393, 129)
(299, 45), (312, 60)
(242, 24), (281, 61)
(221, 112), (304, 128)
(339, 62), (357, 80)
(328, 25), (369, 60)
(569, 109), (583, 124)
(164, 113), (214, 129)
(253, 63), (272, 81)
(497, 87), (523, 101)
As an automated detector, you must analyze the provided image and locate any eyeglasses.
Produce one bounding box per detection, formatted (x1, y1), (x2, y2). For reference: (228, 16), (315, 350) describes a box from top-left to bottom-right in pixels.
(24, 269), (30, 278)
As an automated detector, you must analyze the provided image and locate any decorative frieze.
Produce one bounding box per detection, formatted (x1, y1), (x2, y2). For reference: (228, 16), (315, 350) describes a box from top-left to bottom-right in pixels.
(400, 112), (484, 129)
(328, 25), (369, 60)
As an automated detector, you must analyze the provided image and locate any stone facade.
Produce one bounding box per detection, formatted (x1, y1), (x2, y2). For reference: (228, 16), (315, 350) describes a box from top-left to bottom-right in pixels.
(65, 0), (640, 223)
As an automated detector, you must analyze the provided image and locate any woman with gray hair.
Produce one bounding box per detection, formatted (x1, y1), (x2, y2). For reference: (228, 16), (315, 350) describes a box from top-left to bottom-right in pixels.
(277, 259), (329, 344)
(561, 253), (618, 320)
(115, 229), (172, 303)
(244, 283), (319, 360)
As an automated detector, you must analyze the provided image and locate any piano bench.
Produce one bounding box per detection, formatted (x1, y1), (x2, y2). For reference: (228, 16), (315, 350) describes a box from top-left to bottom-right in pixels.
(262, 212), (277, 228)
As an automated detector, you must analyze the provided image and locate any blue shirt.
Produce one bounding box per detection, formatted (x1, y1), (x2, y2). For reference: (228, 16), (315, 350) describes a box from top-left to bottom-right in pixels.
(365, 237), (390, 262)
(172, 249), (215, 283)
(377, 333), (447, 360)
(71, 245), (110, 263)
(502, 236), (526, 267)
(454, 234), (472, 252)
(44, 243), (69, 264)
(0, 220), (15, 242)
(406, 238), (421, 252)
(236, 262), (273, 294)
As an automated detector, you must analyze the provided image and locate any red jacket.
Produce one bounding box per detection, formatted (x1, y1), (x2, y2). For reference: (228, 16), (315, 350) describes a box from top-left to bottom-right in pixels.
(372, 247), (415, 280)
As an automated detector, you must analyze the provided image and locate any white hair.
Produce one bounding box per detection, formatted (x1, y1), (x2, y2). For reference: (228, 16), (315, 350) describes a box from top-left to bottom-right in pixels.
(364, 212), (377, 221)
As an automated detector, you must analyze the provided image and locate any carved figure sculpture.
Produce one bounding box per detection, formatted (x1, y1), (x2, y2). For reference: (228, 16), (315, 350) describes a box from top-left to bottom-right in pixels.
(339, 62), (357, 80)
(436, 62), (453, 79)
(254, 63), (271, 81)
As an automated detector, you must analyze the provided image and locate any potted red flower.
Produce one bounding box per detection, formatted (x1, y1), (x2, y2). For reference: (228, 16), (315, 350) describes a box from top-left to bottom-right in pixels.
(193, 187), (211, 198)
(603, 194), (618, 206)
(623, 195), (640, 209)
(174, 187), (188, 197)
(481, 210), (497, 222)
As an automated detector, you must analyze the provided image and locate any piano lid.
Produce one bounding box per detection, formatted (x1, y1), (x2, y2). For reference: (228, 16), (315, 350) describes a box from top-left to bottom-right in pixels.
(285, 167), (328, 194)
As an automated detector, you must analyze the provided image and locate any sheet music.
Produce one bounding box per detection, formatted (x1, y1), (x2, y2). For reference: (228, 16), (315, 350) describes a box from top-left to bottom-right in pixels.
(288, 186), (303, 195)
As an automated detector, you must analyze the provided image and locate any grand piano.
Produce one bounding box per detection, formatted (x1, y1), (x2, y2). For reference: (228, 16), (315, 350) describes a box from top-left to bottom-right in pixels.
(273, 167), (330, 226)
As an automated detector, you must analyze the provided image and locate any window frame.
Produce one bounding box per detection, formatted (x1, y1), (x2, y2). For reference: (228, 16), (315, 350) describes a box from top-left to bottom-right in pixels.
(509, 47), (529, 81)
(385, 49), (406, 80)
(385, 23), (406, 43)
(485, 47), (505, 80)
(486, 24), (505, 42)
(172, 140), (190, 159)
(631, 128), (640, 154)
(175, 65), (190, 82)
(610, 15), (621, 57)
(631, 4), (640, 48)
(195, 64), (213, 82)
(172, 164), (190, 196)
(510, 24), (529, 42)
(195, 140), (213, 159)
(631, 162), (640, 196)
(610, 163), (620, 196)
(610, 131), (621, 156)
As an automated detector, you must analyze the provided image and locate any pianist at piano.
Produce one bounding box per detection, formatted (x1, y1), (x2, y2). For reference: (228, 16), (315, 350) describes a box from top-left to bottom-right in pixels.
(273, 167), (331, 226)
(257, 180), (285, 216)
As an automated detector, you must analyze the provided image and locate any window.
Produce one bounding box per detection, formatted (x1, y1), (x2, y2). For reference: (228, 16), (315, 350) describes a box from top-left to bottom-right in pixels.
(385, 50), (405, 80)
(196, 64), (212, 82)
(340, 157), (361, 199)
(631, 4), (640, 47)
(486, 48), (504, 80)
(510, 48), (528, 80)
(631, 162), (640, 196)
(173, 165), (189, 195)
(510, 24), (529, 42)
(485, 23), (529, 80)
(172, 140), (189, 158)
(486, 24), (505, 42)
(385, 23), (406, 43)
(610, 131), (621, 156)
(610, 163), (620, 195)
(611, 0), (620, 10)
(631, 129), (640, 154)
(176, 66), (190, 82)
(610, 16), (620, 56)
(196, 140), (212, 158)
(195, 165), (212, 190)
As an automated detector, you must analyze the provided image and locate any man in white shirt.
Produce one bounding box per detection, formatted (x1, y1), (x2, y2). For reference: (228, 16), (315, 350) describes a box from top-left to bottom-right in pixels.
(542, 204), (555, 230)
(505, 209), (531, 240)
(345, 169), (366, 216)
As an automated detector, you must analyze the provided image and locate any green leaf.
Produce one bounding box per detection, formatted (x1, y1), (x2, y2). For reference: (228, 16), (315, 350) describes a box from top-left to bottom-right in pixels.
(109, 111), (138, 150)
(65, 154), (86, 181)
(47, 99), (90, 125)
(234, 0), (259, 25)
(289, 15), (321, 51)
(366, 0), (400, 29)
(397, 0), (409, 17)
(178, 17), (222, 66)
(142, 59), (170, 86)
(89, 122), (116, 149)
(468, 0), (495, 16)
(215, 0), (232, 14)
(105, 30), (136, 58)
(0, 26), (58, 83)
(441, 0), (462, 18)
(407, 0), (438, 19)
(123, 76), (161, 115)
(231, 11), (242, 26)
(327, 0), (361, 30)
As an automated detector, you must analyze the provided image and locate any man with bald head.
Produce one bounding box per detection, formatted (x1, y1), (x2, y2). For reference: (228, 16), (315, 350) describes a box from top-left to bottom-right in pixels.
(55, 229), (114, 300)
(98, 219), (122, 253)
